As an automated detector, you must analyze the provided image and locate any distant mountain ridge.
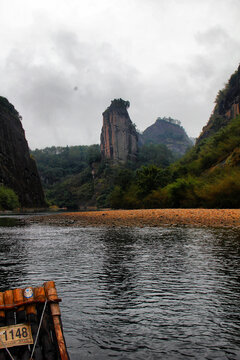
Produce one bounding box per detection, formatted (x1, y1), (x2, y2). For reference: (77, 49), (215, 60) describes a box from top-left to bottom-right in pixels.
(139, 117), (193, 156)
(100, 99), (193, 163)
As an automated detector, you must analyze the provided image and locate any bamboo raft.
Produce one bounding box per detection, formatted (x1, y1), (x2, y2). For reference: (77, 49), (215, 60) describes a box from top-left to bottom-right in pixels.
(0, 281), (69, 360)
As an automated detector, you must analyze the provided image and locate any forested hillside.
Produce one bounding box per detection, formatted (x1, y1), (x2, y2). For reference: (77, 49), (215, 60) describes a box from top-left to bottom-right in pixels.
(198, 64), (240, 142)
(109, 66), (240, 209)
(110, 115), (240, 209)
(31, 142), (174, 209)
(31, 100), (190, 209)
(32, 145), (101, 186)
(32, 65), (240, 210)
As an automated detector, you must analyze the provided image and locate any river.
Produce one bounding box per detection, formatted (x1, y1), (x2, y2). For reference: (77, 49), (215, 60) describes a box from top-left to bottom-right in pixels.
(0, 217), (240, 359)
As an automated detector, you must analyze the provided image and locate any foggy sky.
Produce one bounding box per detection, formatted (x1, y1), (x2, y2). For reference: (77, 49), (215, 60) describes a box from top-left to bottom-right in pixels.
(0, 0), (239, 149)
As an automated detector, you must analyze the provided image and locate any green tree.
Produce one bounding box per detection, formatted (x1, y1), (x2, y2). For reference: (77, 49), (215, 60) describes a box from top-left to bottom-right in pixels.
(109, 186), (124, 209)
(0, 186), (20, 210)
(136, 165), (171, 196)
(137, 143), (175, 167)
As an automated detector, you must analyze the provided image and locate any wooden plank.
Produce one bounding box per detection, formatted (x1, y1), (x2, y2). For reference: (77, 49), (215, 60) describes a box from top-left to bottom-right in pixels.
(44, 281), (69, 360)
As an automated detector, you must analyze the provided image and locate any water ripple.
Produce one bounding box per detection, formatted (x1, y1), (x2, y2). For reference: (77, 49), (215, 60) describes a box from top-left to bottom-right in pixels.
(0, 223), (240, 359)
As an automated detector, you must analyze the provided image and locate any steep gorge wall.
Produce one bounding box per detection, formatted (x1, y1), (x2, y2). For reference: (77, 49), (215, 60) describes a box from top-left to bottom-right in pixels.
(100, 99), (138, 163)
(198, 64), (240, 143)
(0, 97), (46, 207)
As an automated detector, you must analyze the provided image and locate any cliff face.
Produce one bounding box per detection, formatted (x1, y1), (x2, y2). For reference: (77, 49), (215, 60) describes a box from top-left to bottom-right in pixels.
(0, 97), (45, 207)
(139, 117), (192, 156)
(100, 99), (138, 163)
(197, 64), (240, 143)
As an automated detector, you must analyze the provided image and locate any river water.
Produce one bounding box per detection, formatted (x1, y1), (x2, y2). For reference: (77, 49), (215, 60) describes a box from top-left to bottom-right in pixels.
(0, 217), (240, 359)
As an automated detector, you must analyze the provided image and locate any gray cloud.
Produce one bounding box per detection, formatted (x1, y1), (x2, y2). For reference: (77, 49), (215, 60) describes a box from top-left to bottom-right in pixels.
(2, 29), (142, 148)
(195, 26), (230, 47)
(0, 1), (239, 148)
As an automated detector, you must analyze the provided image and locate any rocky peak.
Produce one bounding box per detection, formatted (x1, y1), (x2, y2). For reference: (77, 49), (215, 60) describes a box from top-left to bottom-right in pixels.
(197, 64), (240, 144)
(100, 99), (138, 163)
(139, 117), (192, 156)
(0, 96), (46, 208)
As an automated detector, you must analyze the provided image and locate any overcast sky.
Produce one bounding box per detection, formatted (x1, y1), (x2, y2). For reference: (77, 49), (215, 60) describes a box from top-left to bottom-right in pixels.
(0, 0), (239, 149)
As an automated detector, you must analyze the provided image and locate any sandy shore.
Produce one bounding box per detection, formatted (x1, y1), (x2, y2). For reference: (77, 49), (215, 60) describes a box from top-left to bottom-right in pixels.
(27, 209), (240, 228)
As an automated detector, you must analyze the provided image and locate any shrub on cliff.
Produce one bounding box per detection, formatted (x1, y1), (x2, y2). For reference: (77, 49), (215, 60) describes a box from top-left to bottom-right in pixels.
(137, 143), (175, 167)
(31, 145), (100, 187)
(162, 177), (200, 208)
(171, 115), (240, 177)
(143, 168), (240, 209)
(136, 165), (171, 196)
(198, 168), (240, 208)
(109, 98), (130, 110)
(109, 186), (124, 209)
(0, 186), (20, 210)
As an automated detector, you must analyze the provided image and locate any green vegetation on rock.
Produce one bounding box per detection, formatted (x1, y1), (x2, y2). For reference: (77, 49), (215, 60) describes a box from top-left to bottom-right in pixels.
(32, 65), (240, 210)
(0, 186), (20, 210)
(31, 145), (101, 186)
(109, 115), (240, 209)
(138, 116), (193, 156)
(32, 115), (240, 210)
(137, 143), (175, 167)
(32, 141), (175, 209)
(198, 64), (240, 143)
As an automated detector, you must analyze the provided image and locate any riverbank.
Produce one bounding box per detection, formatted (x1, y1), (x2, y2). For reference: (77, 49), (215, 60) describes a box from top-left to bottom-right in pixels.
(27, 209), (240, 228)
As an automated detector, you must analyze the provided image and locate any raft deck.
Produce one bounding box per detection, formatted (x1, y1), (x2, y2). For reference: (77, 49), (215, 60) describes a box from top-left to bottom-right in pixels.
(0, 281), (69, 359)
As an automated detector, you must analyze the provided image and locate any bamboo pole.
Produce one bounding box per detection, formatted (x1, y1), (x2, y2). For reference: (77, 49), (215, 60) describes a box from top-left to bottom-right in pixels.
(34, 287), (56, 360)
(3, 290), (14, 326)
(0, 293), (5, 319)
(24, 287), (43, 360)
(0, 292), (6, 360)
(44, 281), (69, 360)
(13, 288), (25, 319)
(3, 290), (18, 359)
(13, 288), (31, 360)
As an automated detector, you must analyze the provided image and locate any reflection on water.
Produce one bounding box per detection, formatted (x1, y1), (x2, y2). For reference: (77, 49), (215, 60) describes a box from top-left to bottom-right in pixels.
(0, 221), (240, 359)
(0, 217), (22, 227)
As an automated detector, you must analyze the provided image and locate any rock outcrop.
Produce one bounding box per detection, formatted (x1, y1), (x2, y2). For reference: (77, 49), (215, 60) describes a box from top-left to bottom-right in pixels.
(0, 96), (46, 207)
(139, 117), (193, 156)
(197, 64), (240, 144)
(100, 99), (138, 163)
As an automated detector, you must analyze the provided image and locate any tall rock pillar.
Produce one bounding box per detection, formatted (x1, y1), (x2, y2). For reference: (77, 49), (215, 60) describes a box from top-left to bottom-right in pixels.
(0, 96), (46, 208)
(100, 99), (138, 163)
